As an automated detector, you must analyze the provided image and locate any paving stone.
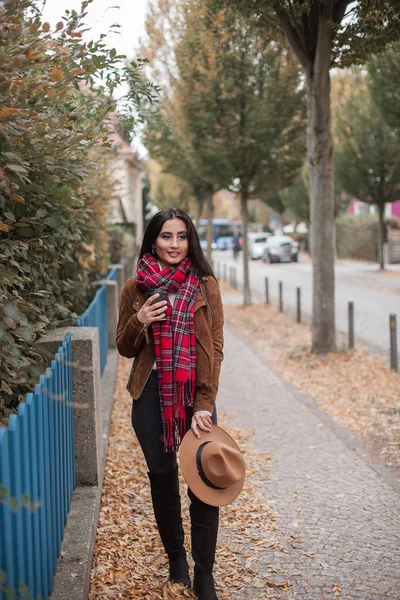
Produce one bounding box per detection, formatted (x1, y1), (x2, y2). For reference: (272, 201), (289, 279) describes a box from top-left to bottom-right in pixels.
(218, 322), (400, 600)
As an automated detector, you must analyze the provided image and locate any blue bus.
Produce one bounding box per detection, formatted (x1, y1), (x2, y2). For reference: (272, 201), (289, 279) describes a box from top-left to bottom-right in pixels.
(198, 219), (242, 250)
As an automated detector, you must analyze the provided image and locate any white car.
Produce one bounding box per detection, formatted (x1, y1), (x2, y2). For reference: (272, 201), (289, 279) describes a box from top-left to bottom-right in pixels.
(262, 235), (299, 263)
(248, 232), (270, 260)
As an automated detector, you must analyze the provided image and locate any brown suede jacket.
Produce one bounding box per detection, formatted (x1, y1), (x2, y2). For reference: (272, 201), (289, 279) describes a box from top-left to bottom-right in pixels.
(116, 276), (224, 414)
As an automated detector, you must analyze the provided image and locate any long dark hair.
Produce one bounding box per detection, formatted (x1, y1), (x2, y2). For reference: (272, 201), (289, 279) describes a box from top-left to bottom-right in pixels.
(139, 208), (215, 278)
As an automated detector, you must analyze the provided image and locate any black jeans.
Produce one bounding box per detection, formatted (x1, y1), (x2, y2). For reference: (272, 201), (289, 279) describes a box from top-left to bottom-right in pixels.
(132, 371), (220, 582)
(131, 370), (217, 474)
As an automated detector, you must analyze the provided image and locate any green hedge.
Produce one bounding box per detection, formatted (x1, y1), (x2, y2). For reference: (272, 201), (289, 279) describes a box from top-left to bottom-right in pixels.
(0, 0), (156, 423)
(335, 214), (378, 261)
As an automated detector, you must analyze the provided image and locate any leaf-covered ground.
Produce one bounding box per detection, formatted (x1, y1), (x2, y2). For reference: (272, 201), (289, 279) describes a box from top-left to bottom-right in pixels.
(89, 281), (399, 598)
(221, 282), (400, 480)
(89, 357), (287, 599)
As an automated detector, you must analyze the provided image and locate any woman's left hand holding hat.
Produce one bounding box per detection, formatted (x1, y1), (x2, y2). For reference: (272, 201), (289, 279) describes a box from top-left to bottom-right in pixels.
(191, 410), (213, 438)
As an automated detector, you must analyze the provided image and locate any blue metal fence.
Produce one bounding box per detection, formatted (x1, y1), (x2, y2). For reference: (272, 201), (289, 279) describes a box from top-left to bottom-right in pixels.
(76, 282), (108, 375)
(106, 266), (118, 282)
(77, 266), (118, 375)
(0, 333), (75, 600)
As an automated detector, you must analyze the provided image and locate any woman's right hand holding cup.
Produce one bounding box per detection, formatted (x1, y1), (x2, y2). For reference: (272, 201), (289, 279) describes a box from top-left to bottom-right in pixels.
(137, 294), (167, 325)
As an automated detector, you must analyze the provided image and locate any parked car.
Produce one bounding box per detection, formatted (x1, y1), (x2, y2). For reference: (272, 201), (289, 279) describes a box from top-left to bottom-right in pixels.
(248, 232), (271, 260)
(262, 236), (299, 263)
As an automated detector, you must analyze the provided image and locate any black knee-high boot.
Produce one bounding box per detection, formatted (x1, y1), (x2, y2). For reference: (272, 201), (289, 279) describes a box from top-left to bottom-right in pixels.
(189, 488), (219, 600)
(148, 466), (191, 587)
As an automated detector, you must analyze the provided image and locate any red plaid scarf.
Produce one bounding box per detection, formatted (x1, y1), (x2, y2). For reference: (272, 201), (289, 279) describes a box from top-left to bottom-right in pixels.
(136, 253), (199, 452)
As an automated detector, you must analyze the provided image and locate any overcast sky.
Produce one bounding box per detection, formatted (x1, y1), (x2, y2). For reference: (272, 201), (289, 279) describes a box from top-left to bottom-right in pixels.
(41, 0), (149, 59)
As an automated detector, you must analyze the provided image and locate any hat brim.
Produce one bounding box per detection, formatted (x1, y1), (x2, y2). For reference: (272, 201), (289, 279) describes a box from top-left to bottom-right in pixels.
(179, 424), (246, 507)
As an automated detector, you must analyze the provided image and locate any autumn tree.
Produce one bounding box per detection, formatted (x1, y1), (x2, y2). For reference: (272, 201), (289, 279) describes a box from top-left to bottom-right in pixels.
(144, 99), (219, 261)
(368, 42), (400, 130)
(140, 0), (186, 91)
(221, 0), (400, 351)
(263, 192), (287, 233)
(142, 0), (223, 263)
(334, 70), (400, 270)
(152, 173), (193, 213)
(279, 167), (310, 225)
(176, 4), (306, 304)
(173, 10), (235, 264)
(277, 163), (346, 235)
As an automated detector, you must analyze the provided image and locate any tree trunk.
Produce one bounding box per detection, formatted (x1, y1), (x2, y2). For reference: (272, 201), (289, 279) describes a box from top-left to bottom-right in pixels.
(206, 187), (214, 266)
(378, 202), (385, 270)
(307, 56), (337, 354)
(194, 194), (204, 229)
(241, 189), (251, 305)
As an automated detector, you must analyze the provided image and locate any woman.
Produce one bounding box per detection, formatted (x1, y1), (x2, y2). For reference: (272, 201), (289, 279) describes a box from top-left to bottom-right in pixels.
(116, 208), (224, 600)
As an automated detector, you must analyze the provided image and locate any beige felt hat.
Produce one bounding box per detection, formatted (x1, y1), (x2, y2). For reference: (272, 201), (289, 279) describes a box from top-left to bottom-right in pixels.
(179, 424), (246, 507)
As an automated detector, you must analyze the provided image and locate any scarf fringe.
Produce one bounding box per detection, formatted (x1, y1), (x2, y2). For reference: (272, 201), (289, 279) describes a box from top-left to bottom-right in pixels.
(161, 382), (189, 453)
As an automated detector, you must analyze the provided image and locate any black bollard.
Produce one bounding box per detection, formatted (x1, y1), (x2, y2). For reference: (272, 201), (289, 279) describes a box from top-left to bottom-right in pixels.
(265, 277), (269, 304)
(297, 287), (301, 323)
(348, 302), (354, 349)
(279, 281), (283, 312)
(390, 314), (398, 371)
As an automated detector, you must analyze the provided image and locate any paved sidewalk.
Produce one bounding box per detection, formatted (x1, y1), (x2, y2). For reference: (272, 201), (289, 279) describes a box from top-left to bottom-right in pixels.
(219, 322), (400, 600)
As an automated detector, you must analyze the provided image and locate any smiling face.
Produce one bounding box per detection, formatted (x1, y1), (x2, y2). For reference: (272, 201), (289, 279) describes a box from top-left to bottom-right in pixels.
(154, 218), (189, 269)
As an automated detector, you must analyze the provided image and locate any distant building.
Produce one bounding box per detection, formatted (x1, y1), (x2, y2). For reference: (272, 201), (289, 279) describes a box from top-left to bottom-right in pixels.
(107, 115), (144, 244)
(212, 189), (272, 226)
(346, 198), (400, 220)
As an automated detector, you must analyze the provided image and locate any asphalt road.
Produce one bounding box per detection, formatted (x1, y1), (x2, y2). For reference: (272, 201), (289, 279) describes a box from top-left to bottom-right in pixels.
(213, 250), (400, 354)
